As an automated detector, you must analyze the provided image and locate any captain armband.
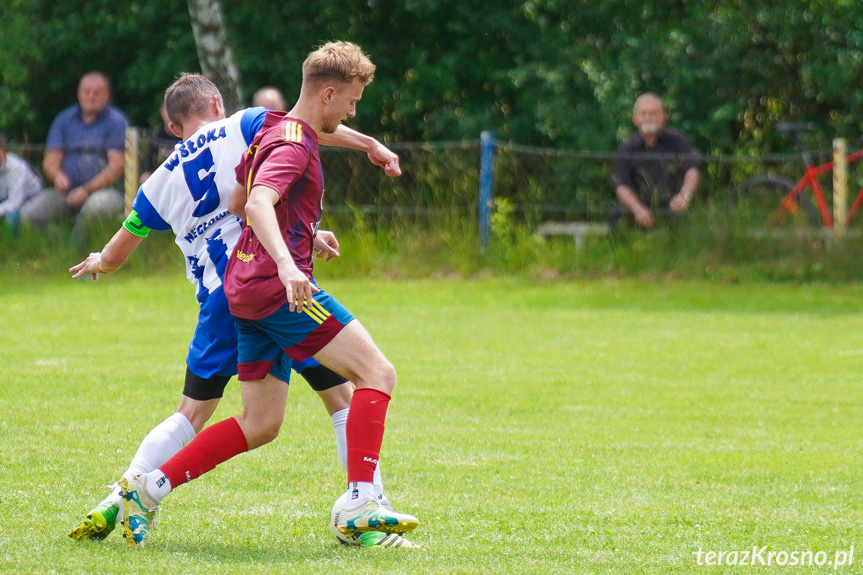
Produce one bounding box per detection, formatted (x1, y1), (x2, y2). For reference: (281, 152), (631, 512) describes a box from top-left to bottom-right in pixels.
(122, 209), (152, 238)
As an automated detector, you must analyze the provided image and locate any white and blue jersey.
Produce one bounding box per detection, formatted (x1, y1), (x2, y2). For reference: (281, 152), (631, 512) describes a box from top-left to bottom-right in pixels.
(128, 108), (267, 378)
(133, 108), (266, 300)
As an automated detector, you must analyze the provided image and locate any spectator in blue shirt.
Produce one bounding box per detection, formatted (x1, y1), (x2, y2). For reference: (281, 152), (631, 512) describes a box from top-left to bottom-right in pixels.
(20, 71), (128, 231)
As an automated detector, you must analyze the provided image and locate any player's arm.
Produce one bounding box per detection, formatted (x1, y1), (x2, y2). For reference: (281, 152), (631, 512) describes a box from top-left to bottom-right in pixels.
(245, 185), (320, 311)
(69, 209), (150, 280)
(69, 227), (144, 280)
(319, 125), (401, 177)
(227, 182), (247, 218)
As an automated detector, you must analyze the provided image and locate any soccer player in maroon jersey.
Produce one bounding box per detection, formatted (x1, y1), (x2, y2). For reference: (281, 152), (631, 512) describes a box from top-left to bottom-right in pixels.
(119, 41), (418, 549)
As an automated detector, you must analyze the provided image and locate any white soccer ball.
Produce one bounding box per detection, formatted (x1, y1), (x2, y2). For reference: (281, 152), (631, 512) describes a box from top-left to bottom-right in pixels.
(329, 491), (362, 546)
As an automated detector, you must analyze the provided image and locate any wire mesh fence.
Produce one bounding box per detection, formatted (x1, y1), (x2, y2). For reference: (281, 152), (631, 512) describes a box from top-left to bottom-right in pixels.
(318, 138), (863, 234)
(9, 132), (863, 240)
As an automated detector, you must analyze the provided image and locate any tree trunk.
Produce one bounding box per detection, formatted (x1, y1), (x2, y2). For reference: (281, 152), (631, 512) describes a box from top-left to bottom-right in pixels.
(186, 0), (244, 113)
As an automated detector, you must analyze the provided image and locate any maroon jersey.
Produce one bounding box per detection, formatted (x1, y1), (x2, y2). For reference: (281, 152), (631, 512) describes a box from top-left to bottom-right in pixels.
(224, 112), (324, 320)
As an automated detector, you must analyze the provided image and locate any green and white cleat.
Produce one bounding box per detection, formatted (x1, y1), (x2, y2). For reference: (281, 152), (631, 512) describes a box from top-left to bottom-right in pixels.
(337, 499), (418, 535)
(119, 474), (158, 549)
(360, 531), (421, 549)
(68, 501), (120, 541)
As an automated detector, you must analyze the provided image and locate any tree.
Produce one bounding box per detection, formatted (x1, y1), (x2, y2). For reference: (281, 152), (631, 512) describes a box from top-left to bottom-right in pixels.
(0, 0), (41, 142)
(3, 0), (863, 153)
(186, 0), (244, 113)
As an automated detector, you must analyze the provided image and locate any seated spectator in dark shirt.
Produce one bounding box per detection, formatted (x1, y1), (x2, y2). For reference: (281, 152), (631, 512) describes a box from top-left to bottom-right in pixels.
(0, 133), (42, 224)
(609, 93), (700, 230)
(20, 71), (128, 231)
(139, 105), (179, 184)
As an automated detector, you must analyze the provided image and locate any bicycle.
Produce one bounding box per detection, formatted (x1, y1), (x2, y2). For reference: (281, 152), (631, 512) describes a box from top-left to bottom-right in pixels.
(732, 122), (863, 229)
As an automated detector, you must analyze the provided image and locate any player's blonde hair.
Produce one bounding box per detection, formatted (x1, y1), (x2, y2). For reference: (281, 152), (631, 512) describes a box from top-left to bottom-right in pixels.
(164, 73), (222, 128)
(302, 41), (375, 88)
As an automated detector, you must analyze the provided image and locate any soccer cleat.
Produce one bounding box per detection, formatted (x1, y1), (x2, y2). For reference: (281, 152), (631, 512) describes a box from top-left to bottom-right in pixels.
(360, 531), (421, 549)
(337, 499), (418, 535)
(68, 501), (120, 541)
(119, 474), (159, 549)
(378, 496), (394, 512)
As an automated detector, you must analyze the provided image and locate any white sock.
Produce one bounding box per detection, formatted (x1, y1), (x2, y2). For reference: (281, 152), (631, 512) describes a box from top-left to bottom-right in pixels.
(144, 471), (172, 503)
(344, 481), (376, 510)
(96, 413), (193, 516)
(331, 408), (348, 473)
(125, 413), (196, 477)
(373, 463), (385, 500)
(332, 408), (387, 501)
(99, 486), (124, 515)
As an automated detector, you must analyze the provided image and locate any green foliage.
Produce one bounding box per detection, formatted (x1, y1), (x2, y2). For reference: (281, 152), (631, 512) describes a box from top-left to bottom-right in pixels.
(0, 0), (197, 140)
(0, 0), (41, 140)
(0, 222), (182, 277)
(6, 204), (863, 283)
(2, 0), (863, 152)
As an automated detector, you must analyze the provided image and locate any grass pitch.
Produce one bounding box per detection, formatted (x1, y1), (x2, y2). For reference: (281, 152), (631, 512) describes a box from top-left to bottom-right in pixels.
(1, 273), (862, 574)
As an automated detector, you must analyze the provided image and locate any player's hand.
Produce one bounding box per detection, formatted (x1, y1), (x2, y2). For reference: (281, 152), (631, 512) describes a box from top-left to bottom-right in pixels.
(278, 262), (321, 312)
(69, 252), (104, 281)
(313, 230), (340, 262)
(367, 142), (401, 177)
(66, 186), (89, 209)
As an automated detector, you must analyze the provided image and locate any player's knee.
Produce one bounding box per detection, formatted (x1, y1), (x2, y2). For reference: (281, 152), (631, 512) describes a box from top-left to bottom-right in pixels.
(258, 424), (282, 446)
(177, 407), (207, 433)
(374, 360), (396, 394)
(248, 424), (281, 448)
(242, 415), (284, 448)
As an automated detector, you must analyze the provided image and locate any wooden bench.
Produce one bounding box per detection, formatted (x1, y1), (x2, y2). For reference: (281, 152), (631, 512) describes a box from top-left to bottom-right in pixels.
(537, 221), (610, 249)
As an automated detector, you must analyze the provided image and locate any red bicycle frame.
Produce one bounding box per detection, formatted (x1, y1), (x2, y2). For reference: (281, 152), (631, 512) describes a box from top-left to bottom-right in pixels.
(772, 149), (863, 229)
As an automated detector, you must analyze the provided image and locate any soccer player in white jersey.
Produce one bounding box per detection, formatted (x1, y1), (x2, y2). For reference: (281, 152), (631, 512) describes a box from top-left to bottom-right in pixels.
(68, 73), (416, 549)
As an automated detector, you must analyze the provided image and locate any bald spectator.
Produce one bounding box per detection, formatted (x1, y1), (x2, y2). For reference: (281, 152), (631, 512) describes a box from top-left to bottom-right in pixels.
(610, 93), (700, 230)
(0, 133), (42, 226)
(21, 71), (128, 231)
(252, 86), (286, 111)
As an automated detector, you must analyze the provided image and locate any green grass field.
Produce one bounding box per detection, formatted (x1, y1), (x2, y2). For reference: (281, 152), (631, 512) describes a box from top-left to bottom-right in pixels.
(1, 273), (862, 574)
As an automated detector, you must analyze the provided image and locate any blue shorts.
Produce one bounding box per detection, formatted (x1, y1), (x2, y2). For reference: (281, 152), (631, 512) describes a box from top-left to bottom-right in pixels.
(187, 286), (238, 379)
(234, 286), (354, 382)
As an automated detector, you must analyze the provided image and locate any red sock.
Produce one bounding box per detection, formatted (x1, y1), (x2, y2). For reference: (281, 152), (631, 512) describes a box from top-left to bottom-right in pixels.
(158, 417), (248, 488)
(346, 388), (391, 483)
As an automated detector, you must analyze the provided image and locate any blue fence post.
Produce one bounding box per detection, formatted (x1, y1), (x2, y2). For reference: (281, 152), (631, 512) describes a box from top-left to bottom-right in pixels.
(3, 211), (20, 238)
(479, 131), (495, 251)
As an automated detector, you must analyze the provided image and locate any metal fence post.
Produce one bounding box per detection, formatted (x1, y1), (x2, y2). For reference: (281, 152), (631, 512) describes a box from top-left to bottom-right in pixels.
(479, 131), (495, 251)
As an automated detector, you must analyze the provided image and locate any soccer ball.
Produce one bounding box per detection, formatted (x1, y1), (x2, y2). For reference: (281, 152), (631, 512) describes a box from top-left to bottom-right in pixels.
(329, 491), (362, 546)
